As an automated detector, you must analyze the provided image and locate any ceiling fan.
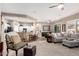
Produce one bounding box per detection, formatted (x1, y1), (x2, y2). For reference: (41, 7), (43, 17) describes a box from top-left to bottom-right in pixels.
(49, 3), (64, 10)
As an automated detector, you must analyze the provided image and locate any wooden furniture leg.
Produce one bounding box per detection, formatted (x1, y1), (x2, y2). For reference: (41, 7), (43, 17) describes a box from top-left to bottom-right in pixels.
(6, 48), (9, 56)
(16, 50), (18, 56)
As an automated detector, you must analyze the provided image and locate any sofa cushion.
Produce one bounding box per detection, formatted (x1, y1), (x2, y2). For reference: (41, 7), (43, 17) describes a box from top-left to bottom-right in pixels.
(7, 32), (19, 36)
(71, 34), (77, 38)
(18, 32), (29, 42)
(6, 32), (22, 44)
(13, 42), (26, 50)
(11, 35), (22, 44)
(23, 32), (29, 41)
(67, 38), (75, 41)
(57, 33), (62, 37)
(18, 32), (24, 40)
(52, 33), (57, 38)
(8, 42), (26, 50)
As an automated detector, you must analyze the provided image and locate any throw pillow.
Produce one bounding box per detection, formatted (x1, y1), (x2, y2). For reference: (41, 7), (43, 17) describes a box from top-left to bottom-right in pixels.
(11, 35), (21, 44)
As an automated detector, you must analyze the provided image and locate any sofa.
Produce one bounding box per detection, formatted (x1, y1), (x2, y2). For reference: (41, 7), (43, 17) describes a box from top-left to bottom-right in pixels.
(62, 33), (79, 48)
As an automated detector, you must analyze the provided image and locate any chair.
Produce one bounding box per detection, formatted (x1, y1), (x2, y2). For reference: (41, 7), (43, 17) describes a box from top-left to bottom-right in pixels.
(5, 32), (27, 56)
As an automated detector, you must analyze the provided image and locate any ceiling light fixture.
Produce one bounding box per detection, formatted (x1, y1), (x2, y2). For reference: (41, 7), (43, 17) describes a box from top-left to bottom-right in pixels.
(57, 4), (64, 10)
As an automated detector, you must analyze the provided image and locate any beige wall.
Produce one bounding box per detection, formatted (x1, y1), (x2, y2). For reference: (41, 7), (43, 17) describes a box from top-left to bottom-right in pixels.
(50, 12), (79, 33)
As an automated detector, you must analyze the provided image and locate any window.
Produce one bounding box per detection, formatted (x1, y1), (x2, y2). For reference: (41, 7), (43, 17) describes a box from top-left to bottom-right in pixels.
(54, 24), (61, 33)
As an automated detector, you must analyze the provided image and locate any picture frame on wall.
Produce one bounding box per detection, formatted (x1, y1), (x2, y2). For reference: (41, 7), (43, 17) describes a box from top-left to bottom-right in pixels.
(43, 25), (50, 31)
(62, 24), (66, 32)
(68, 24), (74, 29)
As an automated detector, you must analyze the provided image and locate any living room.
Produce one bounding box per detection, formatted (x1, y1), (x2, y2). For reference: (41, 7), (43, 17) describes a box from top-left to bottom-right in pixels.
(1, 3), (79, 56)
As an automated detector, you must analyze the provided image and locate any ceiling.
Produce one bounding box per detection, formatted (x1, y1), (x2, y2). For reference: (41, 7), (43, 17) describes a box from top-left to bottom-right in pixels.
(1, 3), (79, 22)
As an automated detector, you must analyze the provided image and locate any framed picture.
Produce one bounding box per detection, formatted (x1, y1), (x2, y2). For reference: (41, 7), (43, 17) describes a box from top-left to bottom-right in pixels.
(62, 24), (66, 32)
(68, 24), (75, 29)
(43, 25), (50, 31)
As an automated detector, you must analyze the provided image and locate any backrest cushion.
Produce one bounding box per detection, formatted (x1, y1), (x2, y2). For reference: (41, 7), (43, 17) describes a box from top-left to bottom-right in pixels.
(7, 32), (21, 44)
(22, 32), (29, 41)
(71, 34), (77, 38)
(11, 35), (21, 44)
(18, 32), (29, 42)
(52, 33), (57, 38)
(57, 33), (62, 37)
(18, 32), (24, 40)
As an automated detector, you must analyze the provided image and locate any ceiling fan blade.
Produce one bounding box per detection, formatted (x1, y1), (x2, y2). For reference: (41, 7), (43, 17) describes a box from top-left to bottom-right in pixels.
(59, 3), (64, 5)
(49, 5), (58, 8)
(49, 3), (64, 8)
